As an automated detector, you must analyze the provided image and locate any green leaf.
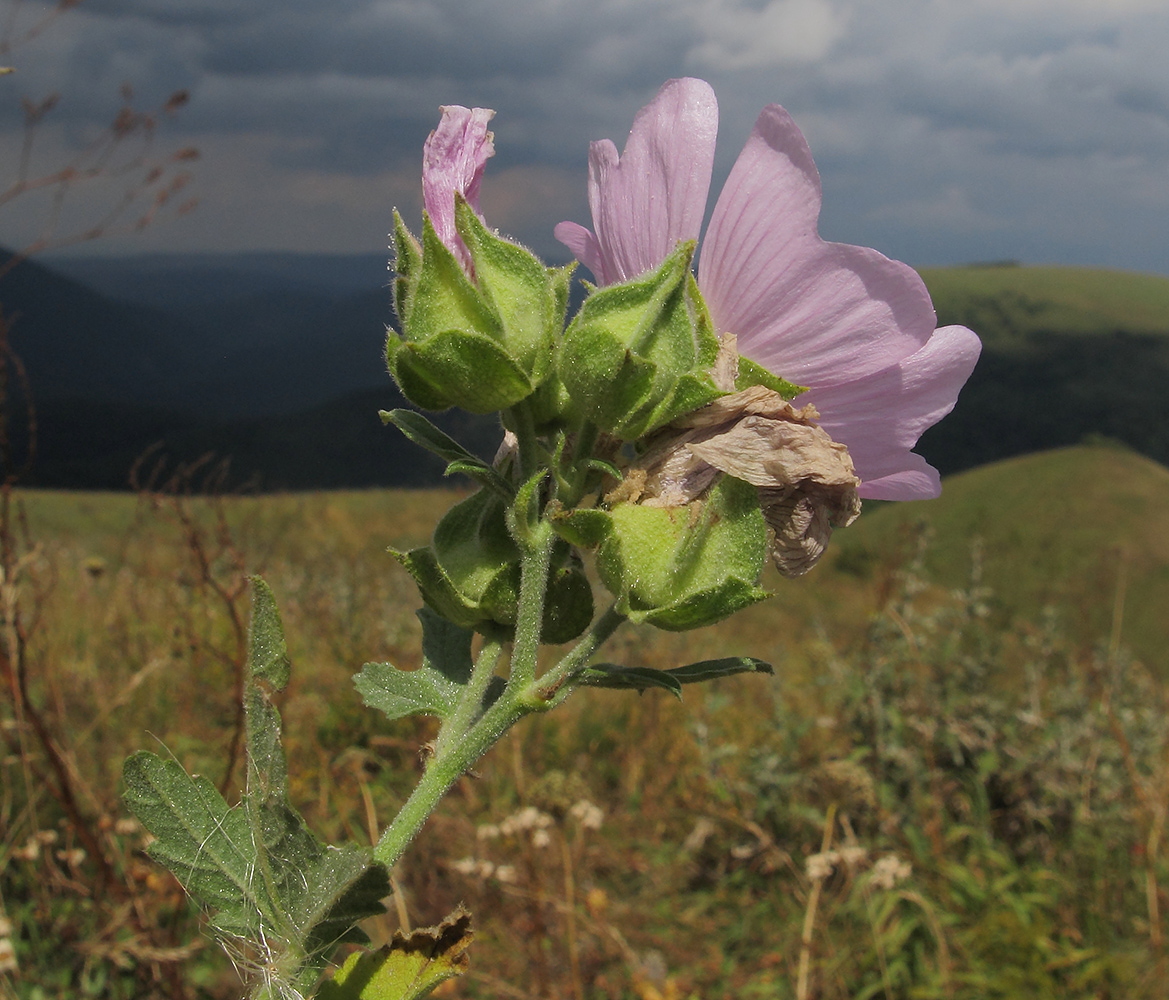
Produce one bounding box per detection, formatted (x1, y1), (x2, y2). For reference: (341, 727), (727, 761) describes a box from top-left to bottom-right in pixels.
(355, 608), (476, 722)
(248, 576), (290, 690)
(380, 408), (512, 499)
(578, 664), (684, 698)
(124, 582), (389, 996)
(576, 657), (771, 697)
(318, 908), (473, 1000)
(664, 657), (773, 682)
(122, 752), (258, 921)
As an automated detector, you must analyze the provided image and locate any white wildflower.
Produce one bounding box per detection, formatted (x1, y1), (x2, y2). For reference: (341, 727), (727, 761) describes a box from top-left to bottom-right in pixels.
(569, 799), (604, 830)
(870, 854), (912, 890)
(805, 850), (839, 881)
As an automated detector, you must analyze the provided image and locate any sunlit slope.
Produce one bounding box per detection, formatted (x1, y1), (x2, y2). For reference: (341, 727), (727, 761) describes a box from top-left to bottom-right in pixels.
(918, 264), (1169, 346)
(831, 444), (1169, 669)
(21, 445), (1169, 680)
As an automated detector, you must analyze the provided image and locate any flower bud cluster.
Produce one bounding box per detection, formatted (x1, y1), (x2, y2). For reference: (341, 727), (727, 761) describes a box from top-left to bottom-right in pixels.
(385, 100), (902, 647)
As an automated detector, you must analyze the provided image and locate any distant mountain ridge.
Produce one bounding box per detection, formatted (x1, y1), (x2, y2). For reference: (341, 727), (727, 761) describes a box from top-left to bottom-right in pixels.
(2, 250), (1168, 490)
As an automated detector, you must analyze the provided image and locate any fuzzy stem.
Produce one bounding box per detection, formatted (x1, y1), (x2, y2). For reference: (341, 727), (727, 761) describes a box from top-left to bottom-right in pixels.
(373, 685), (528, 870)
(529, 604), (626, 701)
(433, 634), (505, 760)
(509, 520), (555, 690)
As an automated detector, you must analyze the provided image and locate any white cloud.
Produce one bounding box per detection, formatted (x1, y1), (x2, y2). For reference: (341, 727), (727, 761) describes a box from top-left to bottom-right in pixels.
(683, 0), (848, 70)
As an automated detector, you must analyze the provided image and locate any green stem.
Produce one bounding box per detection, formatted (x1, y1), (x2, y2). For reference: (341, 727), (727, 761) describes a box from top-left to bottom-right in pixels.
(526, 604), (626, 704)
(509, 399), (541, 481)
(433, 634), (504, 759)
(510, 521), (554, 690)
(373, 685), (526, 870)
(373, 604), (624, 870)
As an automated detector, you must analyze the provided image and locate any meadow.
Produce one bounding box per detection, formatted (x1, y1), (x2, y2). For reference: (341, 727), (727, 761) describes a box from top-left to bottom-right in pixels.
(2, 442), (1168, 999)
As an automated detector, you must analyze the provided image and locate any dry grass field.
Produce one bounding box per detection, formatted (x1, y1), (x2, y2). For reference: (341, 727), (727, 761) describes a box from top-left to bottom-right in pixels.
(4, 445), (1169, 998)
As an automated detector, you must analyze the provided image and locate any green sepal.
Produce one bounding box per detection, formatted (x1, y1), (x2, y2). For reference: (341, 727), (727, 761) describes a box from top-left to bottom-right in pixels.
(548, 506), (613, 549)
(392, 490), (521, 633)
(541, 560), (593, 644)
(389, 328), (534, 414)
(391, 210), (423, 323)
(455, 197), (567, 385)
(391, 546), (491, 630)
(634, 577), (770, 631)
(735, 356), (807, 399)
(407, 214), (500, 345)
(508, 470), (547, 550)
(433, 489), (521, 621)
(562, 476), (770, 632)
(558, 242), (723, 439)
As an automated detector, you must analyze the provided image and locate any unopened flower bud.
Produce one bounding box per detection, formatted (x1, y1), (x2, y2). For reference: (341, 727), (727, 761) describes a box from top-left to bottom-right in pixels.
(389, 107), (571, 414)
(557, 243), (723, 439)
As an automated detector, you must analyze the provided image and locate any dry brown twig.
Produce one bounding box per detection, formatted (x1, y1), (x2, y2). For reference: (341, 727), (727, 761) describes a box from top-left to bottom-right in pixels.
(0, 3), (201, 994)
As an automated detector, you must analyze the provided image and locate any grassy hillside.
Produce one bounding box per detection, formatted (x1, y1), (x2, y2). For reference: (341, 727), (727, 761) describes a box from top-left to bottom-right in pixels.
(918, 263), (1169, 345)
(20, 443), (1168, 674)
(826, 443), (1169, 670)
(9, 445), (1169, 998)
(913, 264), (1169, 477)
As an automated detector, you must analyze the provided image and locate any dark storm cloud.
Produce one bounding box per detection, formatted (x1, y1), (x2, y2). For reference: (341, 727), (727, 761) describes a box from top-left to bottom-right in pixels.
(4, 0), (1169, 272)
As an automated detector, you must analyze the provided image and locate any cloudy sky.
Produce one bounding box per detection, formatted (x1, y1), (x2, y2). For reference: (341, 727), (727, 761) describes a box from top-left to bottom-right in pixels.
(3, 0), (1169, 274)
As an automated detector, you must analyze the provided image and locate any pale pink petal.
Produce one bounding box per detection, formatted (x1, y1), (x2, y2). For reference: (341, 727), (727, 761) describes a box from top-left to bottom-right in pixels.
(556, 77), (718, 284)
(802, 325), (982, 499)
(854, 457), (943, 501)
(699, 104), (936, 388)
(422, 105), (495, 268)
(553, 220), (609, 286)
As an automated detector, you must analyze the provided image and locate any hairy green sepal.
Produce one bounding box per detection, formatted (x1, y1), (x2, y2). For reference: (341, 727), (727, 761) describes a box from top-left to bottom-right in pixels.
(553, 476), (770, 631)
(557, 242), (723, 439)
(394, 488), (592, 642)
(388, 203), (571, 413)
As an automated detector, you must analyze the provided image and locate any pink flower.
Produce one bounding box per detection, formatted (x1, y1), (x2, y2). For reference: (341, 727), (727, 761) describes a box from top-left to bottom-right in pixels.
(423, 105), (495, 270)
(555, 78), (980, 501)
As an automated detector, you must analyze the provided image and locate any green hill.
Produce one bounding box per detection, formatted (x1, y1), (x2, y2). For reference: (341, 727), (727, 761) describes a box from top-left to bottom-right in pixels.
(919, 264), (1169, 346)
(914, 264), (1169, 477)
(827, 444), (1169, 670)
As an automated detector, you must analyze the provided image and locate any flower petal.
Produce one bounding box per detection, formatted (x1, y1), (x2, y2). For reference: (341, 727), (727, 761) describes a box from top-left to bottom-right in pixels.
(556, 77), (718, 285)
(699, 104), (937, 388)
(423, 105), (495, 268)
(552, 220), (608, 286)
(802, 325), (982, 499)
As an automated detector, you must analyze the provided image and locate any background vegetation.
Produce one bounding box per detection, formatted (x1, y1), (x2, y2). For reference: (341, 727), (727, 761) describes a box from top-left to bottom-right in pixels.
(3, 442), (1167, 999)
